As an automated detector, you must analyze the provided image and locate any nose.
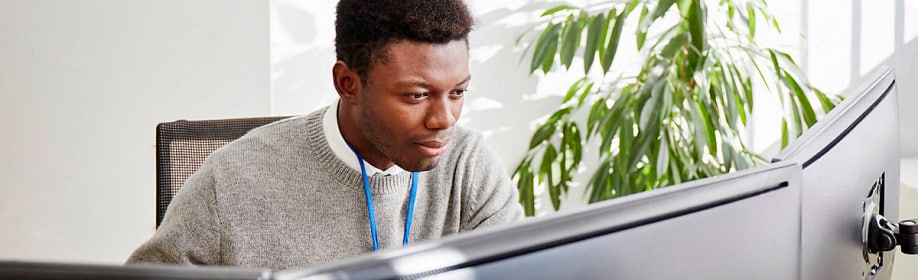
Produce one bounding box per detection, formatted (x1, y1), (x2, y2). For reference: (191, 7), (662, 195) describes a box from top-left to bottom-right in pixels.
(425, 95), (458, 130)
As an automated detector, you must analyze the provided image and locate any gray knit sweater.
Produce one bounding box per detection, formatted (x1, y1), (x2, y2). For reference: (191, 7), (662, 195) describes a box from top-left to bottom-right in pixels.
(127, 107), (524, 270)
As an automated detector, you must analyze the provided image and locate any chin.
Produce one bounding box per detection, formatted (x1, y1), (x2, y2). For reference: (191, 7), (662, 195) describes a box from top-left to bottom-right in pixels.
(398, 158), (440, 172)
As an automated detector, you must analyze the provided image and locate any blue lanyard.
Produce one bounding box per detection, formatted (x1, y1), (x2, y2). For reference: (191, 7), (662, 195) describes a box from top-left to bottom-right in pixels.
(349, 146), (418, 251)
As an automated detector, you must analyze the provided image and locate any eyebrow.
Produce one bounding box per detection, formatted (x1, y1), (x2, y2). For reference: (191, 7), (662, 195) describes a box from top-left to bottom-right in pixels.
(456, 75), (472, 86)
(401, 75), (472, 88)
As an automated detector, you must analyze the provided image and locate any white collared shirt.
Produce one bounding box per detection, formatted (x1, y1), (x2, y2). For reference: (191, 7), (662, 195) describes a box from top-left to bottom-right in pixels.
(322, 102), (405, 176)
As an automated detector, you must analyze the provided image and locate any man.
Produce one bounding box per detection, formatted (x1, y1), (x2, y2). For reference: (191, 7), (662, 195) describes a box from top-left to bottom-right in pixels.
(127, 0), (523, 270)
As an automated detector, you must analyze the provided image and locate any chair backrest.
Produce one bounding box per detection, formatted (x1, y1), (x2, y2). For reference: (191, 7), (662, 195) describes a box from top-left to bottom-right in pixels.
(155, 116), (290, 228)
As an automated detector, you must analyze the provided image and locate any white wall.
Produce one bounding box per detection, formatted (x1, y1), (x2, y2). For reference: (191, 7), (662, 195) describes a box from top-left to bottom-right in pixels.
(803, 0), (918, 157)
(0, 0), (270, 263)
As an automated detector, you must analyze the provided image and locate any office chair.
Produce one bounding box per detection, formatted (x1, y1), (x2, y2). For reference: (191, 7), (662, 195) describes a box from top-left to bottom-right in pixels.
(155, 116), (290, 228)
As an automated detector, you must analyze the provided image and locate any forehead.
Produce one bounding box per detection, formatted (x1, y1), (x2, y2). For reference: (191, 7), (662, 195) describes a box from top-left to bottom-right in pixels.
(368, 40), (469, 85)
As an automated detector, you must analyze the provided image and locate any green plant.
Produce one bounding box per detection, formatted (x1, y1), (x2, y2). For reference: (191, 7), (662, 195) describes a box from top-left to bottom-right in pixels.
(513, 0), (841, 216)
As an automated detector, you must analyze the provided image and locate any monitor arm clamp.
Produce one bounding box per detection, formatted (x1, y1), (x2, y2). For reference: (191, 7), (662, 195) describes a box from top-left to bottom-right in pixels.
(866, 214), (918, 255)
(860, 175), (913, 280)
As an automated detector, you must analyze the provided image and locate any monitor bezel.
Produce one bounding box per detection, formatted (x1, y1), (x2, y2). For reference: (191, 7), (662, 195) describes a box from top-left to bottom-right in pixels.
(0, 261), (272, 280)
(275, 161), (801, 280)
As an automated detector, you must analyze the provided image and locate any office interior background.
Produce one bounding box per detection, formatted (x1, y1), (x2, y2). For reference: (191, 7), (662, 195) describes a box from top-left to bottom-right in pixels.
(1, 0), (917, 277)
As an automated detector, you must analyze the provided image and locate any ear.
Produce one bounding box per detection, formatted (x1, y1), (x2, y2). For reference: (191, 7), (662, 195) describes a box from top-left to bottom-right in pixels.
(332, 61), (362, 105)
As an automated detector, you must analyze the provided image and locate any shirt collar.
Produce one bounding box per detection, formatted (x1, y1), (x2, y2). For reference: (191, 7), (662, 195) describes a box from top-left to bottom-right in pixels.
(323, 102), (404, 177)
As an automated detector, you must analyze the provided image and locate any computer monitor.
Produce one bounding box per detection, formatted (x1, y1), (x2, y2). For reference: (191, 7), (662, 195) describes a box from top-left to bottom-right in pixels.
(272, 161), (803, 280)
(773, 67), (901, 280)
(0, 261), (271, 280)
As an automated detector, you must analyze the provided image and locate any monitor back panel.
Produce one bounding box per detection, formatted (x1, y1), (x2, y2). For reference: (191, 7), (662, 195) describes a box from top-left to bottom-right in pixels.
(774, 67), (900, 280)
(434, 165), (802, 280)
(277, 163), (802, 280)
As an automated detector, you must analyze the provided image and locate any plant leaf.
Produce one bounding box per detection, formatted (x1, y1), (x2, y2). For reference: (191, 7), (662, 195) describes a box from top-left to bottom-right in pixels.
(541, 144), (561, 210)
(781, 118), (789, 148)
(661, 80), (674, 119)
(539, 144), (557, 183)
(563, 77), (588, 103)
(568, 122), (583, 164)
(529, 122), (556, 149)
(670, 151), (682, 185)
(587, 97), (608, 137)
(618, 112), (636, 168)
(587, 160), (611, 202)
(560, 15), (582, 69)
(768, 49), (781, 77)
(636, 6), (650, 49)
(629, 117), (661, 172)
(724, 66), (747, 126)
(584, 14), (605, 74)
(696, 99), (718, 156)
(597, 10), (614, 66)
(577, 82), (595, 108)
(687, 0), (705, 52)
(624, 0), (641, 15)
(601, 9), (626, 73)
(685, 94), (706, 157)
(599, 97), (629, 153)
(529, 107), (573, 149)
(639, 81), (665, 128)
(541, 5), (575, 17)
(683, 0), (705, 75)
(814, 88), (836, 112)
(630, 85), (663, 170)
(786, 86), (804, 139)
(656, 132), (670, 182)
(516, 167), (535, 216)
(531, 23), (562, 74)
(661, 32), (689, 60)
(649, 0), (676, 23)
(722, 141), (734, 172)
(747, 3), (757, 39)
(549, 107), (574, 123)
(783, 71), (817, 126)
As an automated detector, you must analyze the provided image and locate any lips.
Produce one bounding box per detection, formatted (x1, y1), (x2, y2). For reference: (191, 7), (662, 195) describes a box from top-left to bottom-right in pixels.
(417, 140), (448, 157)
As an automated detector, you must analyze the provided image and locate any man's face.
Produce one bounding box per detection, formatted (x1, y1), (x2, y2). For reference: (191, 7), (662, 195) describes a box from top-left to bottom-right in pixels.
(356, 39), (470, 172)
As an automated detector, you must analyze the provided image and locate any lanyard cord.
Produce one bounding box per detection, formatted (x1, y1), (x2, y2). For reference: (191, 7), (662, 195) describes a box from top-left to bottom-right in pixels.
(349, 146), (418, 251)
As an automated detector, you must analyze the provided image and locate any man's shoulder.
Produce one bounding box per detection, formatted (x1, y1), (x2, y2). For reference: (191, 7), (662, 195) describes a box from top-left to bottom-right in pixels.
(244, 114), (311, 140)
(210, 109), (325, 162)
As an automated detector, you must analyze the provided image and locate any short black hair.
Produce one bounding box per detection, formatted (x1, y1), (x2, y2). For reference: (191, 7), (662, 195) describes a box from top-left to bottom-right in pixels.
(335, 0), (474, 79)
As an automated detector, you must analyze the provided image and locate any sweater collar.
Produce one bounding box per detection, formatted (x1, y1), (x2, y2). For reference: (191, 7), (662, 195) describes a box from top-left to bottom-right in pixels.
(308, 107), (413, 195)
(322, 101), (405, 177)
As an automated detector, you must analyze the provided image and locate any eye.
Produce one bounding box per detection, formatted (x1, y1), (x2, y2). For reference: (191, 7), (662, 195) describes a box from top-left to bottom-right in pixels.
(451, 90), (467, 97)
(407, 93), (429, 100)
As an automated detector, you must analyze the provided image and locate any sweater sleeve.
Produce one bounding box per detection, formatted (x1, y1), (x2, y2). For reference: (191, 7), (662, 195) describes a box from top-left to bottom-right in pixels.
(460, 134), (525, 231)
(126, 161), (223, 265)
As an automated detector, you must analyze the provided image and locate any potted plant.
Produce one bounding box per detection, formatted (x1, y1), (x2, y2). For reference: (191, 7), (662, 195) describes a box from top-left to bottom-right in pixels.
(513, 0), (841, 216)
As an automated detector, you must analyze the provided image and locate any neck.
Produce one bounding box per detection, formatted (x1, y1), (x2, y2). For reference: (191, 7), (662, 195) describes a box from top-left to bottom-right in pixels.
(337, 104), (395, 170)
